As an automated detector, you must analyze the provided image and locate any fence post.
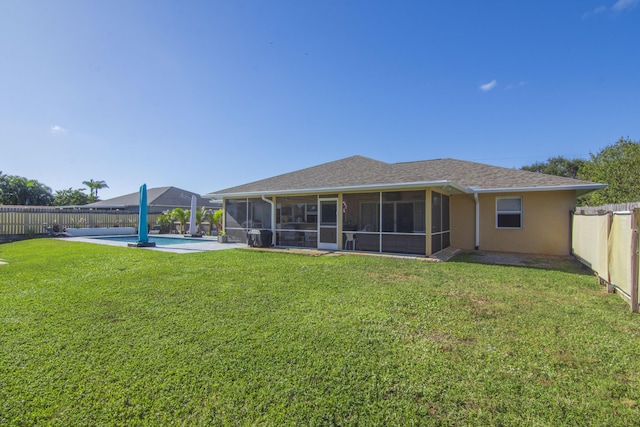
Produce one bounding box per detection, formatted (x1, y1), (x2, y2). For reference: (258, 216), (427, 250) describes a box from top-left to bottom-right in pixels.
(606, 212), (615, 293)
(631, 209), (640, 313)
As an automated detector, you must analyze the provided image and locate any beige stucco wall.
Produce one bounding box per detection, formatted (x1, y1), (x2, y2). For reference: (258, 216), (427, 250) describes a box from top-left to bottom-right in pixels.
(450, 194), (476, 251)
(451, 190), (577, 256)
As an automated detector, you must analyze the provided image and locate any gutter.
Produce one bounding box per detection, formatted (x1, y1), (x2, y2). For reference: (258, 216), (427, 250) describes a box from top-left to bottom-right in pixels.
(467, 183), (607, 195)
(206, 182), (606, 200)
(474, 192), (480, 250)
(205, 180), (466, 199)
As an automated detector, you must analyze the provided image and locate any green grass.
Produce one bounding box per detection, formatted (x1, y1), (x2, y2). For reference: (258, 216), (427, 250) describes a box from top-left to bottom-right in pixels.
(1, 239), (639, 426)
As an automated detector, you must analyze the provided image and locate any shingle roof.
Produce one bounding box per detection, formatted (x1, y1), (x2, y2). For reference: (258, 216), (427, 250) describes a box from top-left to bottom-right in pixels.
(395, 158), (599, 190)
(205, 155), (605, 197)
(86, 186), (217, 209)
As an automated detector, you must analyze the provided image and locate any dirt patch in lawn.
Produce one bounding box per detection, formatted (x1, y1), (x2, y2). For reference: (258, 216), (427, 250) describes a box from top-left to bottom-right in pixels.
(244, 246), (587, 273)
(454, 251), (588, 273)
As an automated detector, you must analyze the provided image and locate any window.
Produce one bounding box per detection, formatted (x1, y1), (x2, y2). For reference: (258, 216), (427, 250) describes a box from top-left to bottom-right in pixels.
(496, 197), (522, 229)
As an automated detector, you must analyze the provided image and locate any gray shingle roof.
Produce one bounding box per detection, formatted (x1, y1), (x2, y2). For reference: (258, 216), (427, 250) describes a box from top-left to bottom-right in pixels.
(205, 155), (605, 197)
(86, 186), (218, 210)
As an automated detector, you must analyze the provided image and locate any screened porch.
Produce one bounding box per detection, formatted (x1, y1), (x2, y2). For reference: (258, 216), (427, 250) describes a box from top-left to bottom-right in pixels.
(224, 189), (450, 256)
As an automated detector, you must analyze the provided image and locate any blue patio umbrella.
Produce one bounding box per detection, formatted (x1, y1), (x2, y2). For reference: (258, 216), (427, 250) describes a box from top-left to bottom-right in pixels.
(138, 184), (149, 244)
(129, 184), (155, 247)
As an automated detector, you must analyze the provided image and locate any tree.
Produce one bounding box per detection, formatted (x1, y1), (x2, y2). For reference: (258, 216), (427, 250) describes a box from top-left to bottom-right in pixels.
(170, 208), (189, 234)
(82, 179), (109, 200)
(521, 156), (585, 179)
(53, 188), (92, 206)
(0, 173), (54, 205)
(212, 209), (224, 233)
(196, 207), (211, 226)
(204, 207), (216, 235)
(579, 137), (640, 206)
(156, 210), (174, 234)
(194, 207), (215, 235)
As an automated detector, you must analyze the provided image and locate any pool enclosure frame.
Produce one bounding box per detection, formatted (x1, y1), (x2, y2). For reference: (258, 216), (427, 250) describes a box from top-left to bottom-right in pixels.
(222, 188), (451, 256)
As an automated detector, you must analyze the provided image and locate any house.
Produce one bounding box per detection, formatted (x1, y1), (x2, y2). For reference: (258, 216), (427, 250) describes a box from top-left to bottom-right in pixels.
(204, 156), (605, 256)
(85, 186), (221, 214)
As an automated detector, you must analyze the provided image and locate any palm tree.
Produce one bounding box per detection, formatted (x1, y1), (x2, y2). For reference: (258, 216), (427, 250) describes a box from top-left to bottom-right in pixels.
(156, 210), (173, 234)
(212, 209), (224, 233)
(0, 175), (54, 205)
(170, 208), (189, 234)
(82, 179), (109, 199)
(196, 207), (211, 226)
(197, 207), (214, 235)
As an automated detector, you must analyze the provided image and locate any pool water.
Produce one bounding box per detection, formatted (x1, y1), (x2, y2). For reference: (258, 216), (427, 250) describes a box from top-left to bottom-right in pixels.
(94, 235), (210, 246)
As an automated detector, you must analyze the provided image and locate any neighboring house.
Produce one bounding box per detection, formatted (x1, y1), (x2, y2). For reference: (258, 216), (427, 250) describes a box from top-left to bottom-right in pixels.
(204, 155), (605, 256)
(86, 186), (221, 213)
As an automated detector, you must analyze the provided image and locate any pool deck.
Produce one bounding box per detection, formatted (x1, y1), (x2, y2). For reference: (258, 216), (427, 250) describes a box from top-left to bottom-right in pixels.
(64, 235), (246, 254)
(61, 234), (459, 260)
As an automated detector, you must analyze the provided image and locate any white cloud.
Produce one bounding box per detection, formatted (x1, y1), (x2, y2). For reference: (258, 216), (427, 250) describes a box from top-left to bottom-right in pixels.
(50, 125), (68, 134)
(612, 0), (638, 11)
(584, 0), (637, 17)
(479, 80), (497, 92)
(582, 5), (607, 18)
(505, 81), (526, 90)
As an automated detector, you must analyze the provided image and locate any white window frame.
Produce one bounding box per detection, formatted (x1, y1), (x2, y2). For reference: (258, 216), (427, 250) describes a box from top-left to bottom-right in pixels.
(496, 196), (523, 229)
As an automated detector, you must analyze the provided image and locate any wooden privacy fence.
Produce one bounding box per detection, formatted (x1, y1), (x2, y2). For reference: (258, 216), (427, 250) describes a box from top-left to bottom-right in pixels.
(576, 202), (640, 215)
(0, 206), (160, 236)
(572, 208), (640, 312)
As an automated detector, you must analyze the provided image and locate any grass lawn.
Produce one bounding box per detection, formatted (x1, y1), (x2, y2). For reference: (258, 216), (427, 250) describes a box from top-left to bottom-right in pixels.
(1, 239), (640, 426)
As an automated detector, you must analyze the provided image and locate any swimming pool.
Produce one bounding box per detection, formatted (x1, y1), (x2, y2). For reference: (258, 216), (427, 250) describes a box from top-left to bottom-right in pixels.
(94, 235), (210, 246)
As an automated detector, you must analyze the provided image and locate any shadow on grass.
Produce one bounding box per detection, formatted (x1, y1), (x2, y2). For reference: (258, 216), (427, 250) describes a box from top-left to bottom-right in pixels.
(448, 251), (593, 275)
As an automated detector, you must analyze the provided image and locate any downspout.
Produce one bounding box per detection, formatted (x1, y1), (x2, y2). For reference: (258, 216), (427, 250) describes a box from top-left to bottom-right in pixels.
(261, 195), (276, 246)
(474, 192), (480, 250)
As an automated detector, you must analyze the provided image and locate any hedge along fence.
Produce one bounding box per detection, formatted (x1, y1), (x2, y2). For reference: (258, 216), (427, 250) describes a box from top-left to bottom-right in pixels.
(572, 208), (640, 312)
(0, 206), (161, 236)
(575, 202), (640, 215)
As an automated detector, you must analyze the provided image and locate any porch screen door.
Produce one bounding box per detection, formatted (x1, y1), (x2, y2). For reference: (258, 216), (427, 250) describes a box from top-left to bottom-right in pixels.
(318, 198), (338, 250)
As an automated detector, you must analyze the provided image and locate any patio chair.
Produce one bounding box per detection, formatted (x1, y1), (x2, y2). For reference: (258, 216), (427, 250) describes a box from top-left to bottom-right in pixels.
(344, 232), (356, 250)
(43, 225), (67, 237)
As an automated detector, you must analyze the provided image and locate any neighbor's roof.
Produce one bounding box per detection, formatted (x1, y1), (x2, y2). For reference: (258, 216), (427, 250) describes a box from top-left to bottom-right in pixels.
(205, 155), (606, 198)
(86, 186), (217, 209)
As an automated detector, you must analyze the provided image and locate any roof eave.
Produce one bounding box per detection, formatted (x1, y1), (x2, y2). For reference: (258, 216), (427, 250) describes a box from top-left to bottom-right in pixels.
(82, 204), (128, 209)
(206, 182), (607, 200)
(468, 183), (607, 195)
(204, 180), (467, 199)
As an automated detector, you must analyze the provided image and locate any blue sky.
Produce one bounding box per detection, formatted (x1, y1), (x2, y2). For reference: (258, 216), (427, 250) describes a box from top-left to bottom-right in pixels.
(1, 0), (639, 200)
